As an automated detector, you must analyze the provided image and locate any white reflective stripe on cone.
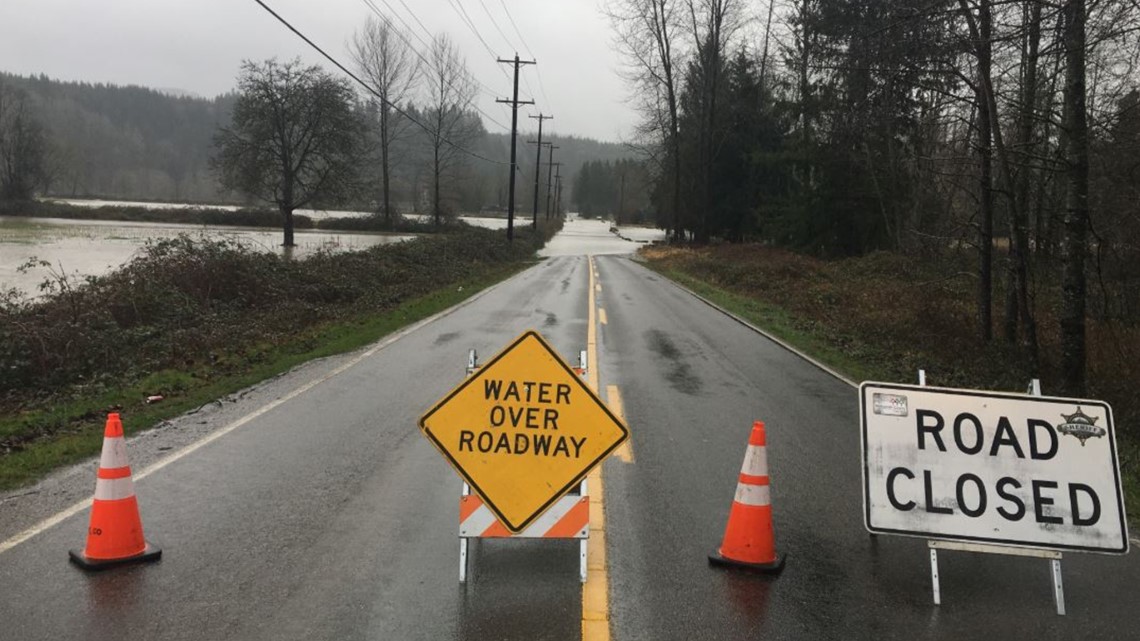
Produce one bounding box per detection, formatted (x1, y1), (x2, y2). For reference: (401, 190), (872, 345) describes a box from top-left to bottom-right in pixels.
(740, 445), (769, 477)
(94, 476), (136, 501)
(99, 437), (130, 469)
(734, 482), (771, 507)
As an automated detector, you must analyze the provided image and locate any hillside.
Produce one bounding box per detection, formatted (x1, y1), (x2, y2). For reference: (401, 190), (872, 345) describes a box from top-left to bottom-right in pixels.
(1, 72), (236, 203)
(1, 71), (635, 211)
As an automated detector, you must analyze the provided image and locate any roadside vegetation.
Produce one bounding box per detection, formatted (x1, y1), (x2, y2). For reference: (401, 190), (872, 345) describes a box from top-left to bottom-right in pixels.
(642, 244), (1140, 523)
(0, 219), (560, 490)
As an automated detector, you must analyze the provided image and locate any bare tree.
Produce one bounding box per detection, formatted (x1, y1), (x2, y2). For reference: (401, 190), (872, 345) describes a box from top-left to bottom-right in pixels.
(423, 34), (479, 226)
(958, 0), (995, 342)
(607, 0), (685, 240)
(959, 0), (1031, 344)
(0, 82), (49, 202)
(1005, 0), (1042, 362)
(213, 59), (367, 246)
(759, 0), (776, 92)
(349, 16), (420, 225)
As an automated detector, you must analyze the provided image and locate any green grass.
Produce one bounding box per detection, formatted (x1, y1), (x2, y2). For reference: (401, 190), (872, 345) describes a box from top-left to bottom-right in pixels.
(654, 267), (876, 382)
(0, 264), (527, 491)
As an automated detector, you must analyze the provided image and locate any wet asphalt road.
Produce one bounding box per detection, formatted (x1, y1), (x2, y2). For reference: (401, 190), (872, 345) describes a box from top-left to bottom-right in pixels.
(2, 218), (1139, 640)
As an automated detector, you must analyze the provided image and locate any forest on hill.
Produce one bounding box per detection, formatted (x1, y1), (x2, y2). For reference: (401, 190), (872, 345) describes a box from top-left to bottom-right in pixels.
(0, 70), (640, 215)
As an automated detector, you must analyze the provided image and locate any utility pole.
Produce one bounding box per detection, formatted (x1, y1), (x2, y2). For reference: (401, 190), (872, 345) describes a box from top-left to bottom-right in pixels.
(617, 169), (626, 224)
(534, 141), (551, 215)
(496, 53), (535, 241)
(554, 166), (563, 217)
(527, 113), (553, 231)
(545, 146), (561, 220)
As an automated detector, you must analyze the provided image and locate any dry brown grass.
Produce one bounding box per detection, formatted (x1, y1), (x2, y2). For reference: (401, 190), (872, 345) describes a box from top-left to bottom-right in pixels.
(643, 243), (1139, 447)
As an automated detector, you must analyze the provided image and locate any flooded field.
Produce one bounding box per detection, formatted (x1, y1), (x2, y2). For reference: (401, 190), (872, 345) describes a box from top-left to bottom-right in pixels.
(47, 197), (367, 221)
(3, 199), (522, 298)
(47, 198), (514, 228)
(0, 216), (413, 298)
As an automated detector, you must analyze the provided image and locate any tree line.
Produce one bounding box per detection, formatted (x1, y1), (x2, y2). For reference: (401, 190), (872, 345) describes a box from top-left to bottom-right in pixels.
(0, 72), (235, 202)
(0, 50), (633, 217)
(608, 0), (1140, 395)
(573, 158), (654, 223)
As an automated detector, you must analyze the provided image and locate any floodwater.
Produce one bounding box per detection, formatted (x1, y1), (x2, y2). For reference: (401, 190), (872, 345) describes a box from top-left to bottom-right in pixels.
(47, 198), (513, 227)
(48, 197), (370, 222)
(4, 198), (523, 298)
(0, 216), (414, 298)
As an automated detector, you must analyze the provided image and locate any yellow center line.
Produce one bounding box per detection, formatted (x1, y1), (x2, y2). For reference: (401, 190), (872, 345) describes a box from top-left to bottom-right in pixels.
(606, 385), (634, 464)
(587, 257), (599, 393)
(599, 308), (608, 325)
(583, 256), (613, 641)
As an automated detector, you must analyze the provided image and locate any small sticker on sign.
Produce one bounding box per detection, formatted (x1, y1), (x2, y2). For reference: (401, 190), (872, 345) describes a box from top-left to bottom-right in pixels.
(873, 393), (908, 417)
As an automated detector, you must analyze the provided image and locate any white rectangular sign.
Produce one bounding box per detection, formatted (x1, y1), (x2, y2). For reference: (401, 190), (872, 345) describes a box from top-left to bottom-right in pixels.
(861, 382), (1128, 554)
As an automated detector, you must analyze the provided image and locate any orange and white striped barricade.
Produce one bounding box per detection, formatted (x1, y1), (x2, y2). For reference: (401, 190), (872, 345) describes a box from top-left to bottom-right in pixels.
(458, 349), (590, 583)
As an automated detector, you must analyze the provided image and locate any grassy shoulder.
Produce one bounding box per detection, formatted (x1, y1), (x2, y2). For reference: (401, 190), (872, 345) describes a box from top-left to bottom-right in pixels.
(0, 222), (557, 491)
(640, 244), (1140, 527)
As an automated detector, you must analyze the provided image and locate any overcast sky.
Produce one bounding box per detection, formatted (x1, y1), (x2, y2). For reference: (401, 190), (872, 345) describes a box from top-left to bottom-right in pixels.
(0, 0), (639, 142)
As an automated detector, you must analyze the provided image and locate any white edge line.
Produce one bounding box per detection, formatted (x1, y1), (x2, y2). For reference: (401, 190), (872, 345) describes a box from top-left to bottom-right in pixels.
(646, 261), (858, 389)
(638, 260), (1140, 547)
(0, 275), (512, 556)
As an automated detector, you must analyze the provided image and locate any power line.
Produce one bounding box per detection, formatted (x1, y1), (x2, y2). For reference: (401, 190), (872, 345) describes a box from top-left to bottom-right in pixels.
(356, 0), (513, 132)
(372, 0), (499, 101)
(371, 0), (520, 124)
(387, 0), (516, 117)
(444, 0), (535, 103)
(249, 0), (508, 165)
(394, 0), (436, 46)
(499, 0), (534, 59)
(368, 0), (431, 51)
(499, 0), (551, 107)
(447, 0), (501, 61)
(478, 0), (516, 52)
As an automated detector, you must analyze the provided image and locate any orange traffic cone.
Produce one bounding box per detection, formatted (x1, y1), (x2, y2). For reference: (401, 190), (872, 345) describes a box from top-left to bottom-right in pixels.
(69, 413), (161, 570)
(709, 421), (785, 573)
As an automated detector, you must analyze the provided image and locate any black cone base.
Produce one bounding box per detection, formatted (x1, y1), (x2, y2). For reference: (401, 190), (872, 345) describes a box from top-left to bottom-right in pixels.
(69, 542), (162, 571)
(708, 548), (785, 575)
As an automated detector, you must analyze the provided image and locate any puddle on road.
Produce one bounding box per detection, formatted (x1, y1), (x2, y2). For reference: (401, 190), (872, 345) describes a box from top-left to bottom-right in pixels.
(645, 329), (704, 395)
(434, 332), (461, 346)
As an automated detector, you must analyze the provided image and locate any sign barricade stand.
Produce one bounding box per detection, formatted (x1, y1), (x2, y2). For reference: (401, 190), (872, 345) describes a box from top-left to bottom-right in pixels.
(863, 371), (1127, 616)
(921, 376), (1066, 614)
(457, 349), (592, 584)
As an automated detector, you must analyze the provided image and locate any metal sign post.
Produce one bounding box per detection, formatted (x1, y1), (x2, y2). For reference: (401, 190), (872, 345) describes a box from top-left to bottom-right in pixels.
(923, 378), (1067, 614)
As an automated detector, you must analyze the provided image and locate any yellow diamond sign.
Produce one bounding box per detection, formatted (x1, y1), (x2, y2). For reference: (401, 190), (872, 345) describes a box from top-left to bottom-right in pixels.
(419, 330), (629, 533)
